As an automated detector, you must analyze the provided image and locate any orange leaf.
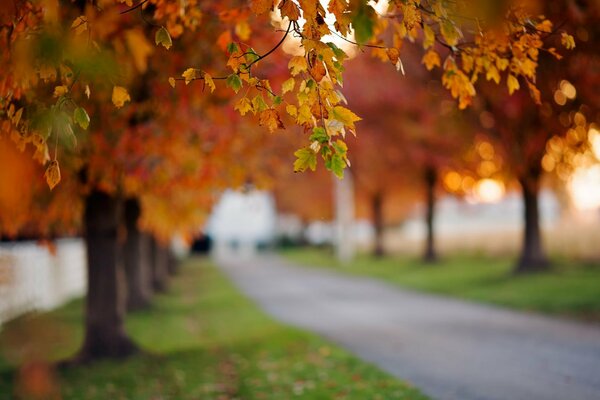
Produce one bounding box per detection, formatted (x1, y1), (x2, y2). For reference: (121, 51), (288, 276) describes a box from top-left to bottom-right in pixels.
(44, 160), (61, 190)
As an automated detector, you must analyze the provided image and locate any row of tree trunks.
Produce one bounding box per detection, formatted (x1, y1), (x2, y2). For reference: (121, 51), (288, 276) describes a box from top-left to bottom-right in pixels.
(76, 191), (177, 363)
(369, 165), (548, 274)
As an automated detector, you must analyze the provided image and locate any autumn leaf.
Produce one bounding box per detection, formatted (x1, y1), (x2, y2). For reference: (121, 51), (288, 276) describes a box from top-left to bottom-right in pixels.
(282, 77), (295, 95)
(44, 160), (61, 190)
(204, 73), (216, 92)
(125, 29), (154, 73)
(168, 77), (176, 88)
(561, 33), (576, 50)
(226, 74), (243, 93)
(112, 86), (131, 108)
(73, 107), (90, 129)
(155, 26), (173, 50)
(422, 50), (441, 70)
(279, 0), (300, 21)
(293, 148), (317, 172)
(182, 68), (197, 84)
(258, 109), (284, 132)
(289, 56), (308, 76)
(71, 16), (88, 35)
(332, 106), (361, 130)
(234, 97), (253, 116)
(507, 74), (520, 95)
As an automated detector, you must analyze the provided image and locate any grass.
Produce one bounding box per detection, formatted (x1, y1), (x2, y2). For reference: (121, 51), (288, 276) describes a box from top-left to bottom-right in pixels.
(0, 257), (427, 400)
(281, 247), (600, 322)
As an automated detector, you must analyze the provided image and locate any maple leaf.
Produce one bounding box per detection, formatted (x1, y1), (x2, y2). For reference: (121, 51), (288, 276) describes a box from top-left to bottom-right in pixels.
(258, 109), (284, 132)
(44, 160), (61, 190)
(279, 0), (300, 21)
(293, 147), (317, 172)
(234, 97), (253, 116)
(112, 86), (131, 108)
(289, 56), (308, 76)
(422, 50), (441, 71)
(332, 106), (361, 130)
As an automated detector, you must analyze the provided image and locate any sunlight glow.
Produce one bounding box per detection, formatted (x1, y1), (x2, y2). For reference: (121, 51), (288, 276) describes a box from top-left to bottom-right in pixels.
(473, 179), (505, 203)
(569, 164), (600, 210)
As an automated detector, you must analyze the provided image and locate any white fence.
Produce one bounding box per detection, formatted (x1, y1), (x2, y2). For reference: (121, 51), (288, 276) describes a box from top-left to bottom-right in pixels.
(0, 238), (86, 326)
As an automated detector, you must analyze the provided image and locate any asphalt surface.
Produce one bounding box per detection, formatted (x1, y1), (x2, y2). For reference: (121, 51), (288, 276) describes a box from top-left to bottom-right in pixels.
(216, 253), (600, 400)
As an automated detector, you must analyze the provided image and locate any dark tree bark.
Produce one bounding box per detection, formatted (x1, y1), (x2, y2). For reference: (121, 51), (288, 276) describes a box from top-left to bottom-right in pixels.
(167, 248), (179, 276)
(77, 190), (137, 361)
(371, 192), (385, 258)
(423, 167), (438, 263)
(123, 198), (153, 312)
(515, 172), (550, 273)
(150, 237), (169, 292)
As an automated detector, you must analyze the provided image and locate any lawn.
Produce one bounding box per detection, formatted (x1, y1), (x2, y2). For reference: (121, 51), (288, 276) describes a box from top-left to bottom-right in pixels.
(281, 248), (600, 322)
(0, 257), (427, 400)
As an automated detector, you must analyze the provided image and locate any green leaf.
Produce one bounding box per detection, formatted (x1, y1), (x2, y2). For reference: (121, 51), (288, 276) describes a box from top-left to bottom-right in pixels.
(272, 95), (283, 106)
(226, 74), (243, 93)
(53, 110), (76, 148)
(252, 94), (268, 113)
(352, 6), (374, 44)
(73, 107), (90, 129)
(309, 127), (329, 143)
(293, 148), (317, 172)
(155, 27), (172, 50)
(325, 153), (345, 178)
(227, 42), (240, 54)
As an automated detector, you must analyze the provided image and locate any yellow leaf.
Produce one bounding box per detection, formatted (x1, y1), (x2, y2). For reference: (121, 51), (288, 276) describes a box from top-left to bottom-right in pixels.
(282, 77), (295, 95)
(507, 74), (520, 95)
(286, 104), (298, 117)
(485, 66), (500, 84)
(423, 24), (435, 49)
(259, 109), (285, 132)
(168, 77), (176, 88)
(332, 106), (361, 129)
(182, 68), (197, 84)
(235, 21), (251, 41)
(125, 29), (154, 73)
(422, 50), (441, 71)
(12, 108), (23, 126)
(112, 86), (131, 108)
(53, 85), (68, 97)
(561, 32), (576, 50)
(234, 97), (253, 116)
(386, 47), (400, 64)
(44, 160), (61, 190)
(85, 84), (91, 98)
(289, 56), (308, 76)
(204, 73), (216, 93)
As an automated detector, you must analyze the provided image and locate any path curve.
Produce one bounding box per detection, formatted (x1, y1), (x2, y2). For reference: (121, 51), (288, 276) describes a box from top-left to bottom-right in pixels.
(217, 253), (600, 400)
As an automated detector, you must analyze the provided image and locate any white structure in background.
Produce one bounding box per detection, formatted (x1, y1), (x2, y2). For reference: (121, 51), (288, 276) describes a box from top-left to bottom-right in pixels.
(0, 238), (86, 326)
(207, 189), (277, 255)
(334, 172), (355, 263)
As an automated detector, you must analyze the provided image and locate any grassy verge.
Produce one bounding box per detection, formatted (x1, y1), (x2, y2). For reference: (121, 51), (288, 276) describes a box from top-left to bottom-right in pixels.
(281, 248), (600, 321)
(0, 257), (427, 400)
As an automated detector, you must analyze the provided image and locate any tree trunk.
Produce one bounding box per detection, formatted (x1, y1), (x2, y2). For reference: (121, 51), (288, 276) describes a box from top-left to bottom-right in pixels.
(123, 198), (153, 312)
(167, 248), (179, 276)
(78, 190), (137, 361)
(423, 167), (437, 263)
(515, 174), (549, 273)
(372, 192), (385, 258)
(150, 237), (169, 292)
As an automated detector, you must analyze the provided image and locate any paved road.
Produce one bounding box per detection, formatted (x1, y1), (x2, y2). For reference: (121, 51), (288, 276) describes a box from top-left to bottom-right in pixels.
(216, 253), (600, 400)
